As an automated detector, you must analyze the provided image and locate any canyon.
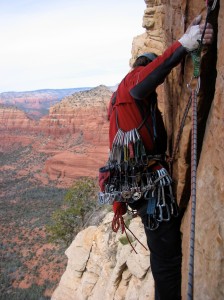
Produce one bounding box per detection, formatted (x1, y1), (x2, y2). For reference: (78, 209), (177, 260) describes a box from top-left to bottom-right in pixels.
(0, 85), (113, 298)
(52, 1), (223, 300)
(1, 0), (223, 299)
(0, 85), (112, 185)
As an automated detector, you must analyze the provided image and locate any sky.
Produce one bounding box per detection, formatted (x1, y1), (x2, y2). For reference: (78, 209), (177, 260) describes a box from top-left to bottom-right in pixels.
(0, 0), (146, 92)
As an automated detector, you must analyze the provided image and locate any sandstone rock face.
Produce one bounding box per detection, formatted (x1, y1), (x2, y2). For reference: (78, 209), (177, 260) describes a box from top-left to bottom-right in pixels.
(188, 3), (223, 299)
(0, 105), (34, 130)
(52, 1), (223, 299)
(133, 1), (222, 299)
(51, 213), (154, 300)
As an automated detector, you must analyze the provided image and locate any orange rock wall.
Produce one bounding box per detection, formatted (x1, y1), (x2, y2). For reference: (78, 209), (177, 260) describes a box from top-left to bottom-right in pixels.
(130, 1), (222, 299)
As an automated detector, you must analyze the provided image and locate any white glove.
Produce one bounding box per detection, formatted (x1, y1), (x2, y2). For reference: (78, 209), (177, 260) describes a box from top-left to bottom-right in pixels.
(178, 25), (202, 51)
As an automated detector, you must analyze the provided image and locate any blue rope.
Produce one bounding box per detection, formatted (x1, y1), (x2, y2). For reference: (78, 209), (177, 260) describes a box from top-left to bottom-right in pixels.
(187, 1), (217, 299)
(187, 89), (198, 300)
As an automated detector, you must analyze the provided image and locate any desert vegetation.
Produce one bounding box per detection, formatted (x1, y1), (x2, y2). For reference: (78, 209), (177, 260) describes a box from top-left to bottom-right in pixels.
(0, 141), (106, 299)
(0, 144), (67, 299)
(0, 146), (66, 300)
(47, 177), (101, 246)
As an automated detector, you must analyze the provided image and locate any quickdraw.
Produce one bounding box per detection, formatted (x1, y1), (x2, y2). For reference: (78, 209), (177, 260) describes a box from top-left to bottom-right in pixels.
(99, 149), (179, 228)
(191, 0), (217, 78)
(98, 156), (179, 252)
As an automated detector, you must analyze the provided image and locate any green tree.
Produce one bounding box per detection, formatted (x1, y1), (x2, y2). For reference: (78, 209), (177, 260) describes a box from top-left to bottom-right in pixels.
(47, 177), (99, 245)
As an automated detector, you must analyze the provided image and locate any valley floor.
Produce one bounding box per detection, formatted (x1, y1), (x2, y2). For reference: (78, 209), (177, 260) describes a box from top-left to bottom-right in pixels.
(0, 142), (68, 299)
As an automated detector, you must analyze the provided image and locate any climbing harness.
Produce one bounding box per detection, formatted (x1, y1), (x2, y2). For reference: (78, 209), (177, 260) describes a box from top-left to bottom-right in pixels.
(186, 1), (217, 299)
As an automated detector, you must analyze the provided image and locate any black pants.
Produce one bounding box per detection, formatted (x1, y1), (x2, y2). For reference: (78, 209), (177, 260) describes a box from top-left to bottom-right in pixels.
(138, 203), (182, 300)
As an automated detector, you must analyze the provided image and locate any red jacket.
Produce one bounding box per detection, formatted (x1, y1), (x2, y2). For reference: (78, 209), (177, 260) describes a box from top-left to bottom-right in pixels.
(109, 41), (186, 154)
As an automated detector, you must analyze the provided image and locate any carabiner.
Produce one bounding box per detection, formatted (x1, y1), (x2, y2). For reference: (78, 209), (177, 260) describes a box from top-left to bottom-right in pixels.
(146, 214), (159, 231)
(156, 205), (163, 222)
(170, 202), (179, 217)
(161, 204), (171, 222)
(187, 76), (201, 94)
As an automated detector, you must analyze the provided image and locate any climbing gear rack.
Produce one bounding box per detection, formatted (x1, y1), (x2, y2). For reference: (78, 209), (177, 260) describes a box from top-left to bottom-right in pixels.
(98, 123), (179, 232)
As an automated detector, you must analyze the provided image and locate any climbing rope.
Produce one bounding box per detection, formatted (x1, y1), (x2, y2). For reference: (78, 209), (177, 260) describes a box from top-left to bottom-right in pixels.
(187, 1), (217, 299)
(168, 95), (192, 176)
(112, 205), (148, 254)
(187, 85), (199, 300)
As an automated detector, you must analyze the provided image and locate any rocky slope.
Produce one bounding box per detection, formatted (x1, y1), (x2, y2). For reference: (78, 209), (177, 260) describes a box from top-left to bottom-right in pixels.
(52, 213), (155, 300)
(52, 1), (223, 300)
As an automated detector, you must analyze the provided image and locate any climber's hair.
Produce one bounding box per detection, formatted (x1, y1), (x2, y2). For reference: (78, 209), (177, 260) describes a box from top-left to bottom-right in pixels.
(132, 56), (151, 68)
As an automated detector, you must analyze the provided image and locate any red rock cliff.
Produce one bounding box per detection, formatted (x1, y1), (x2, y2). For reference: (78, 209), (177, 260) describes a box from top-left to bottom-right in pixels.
(0, 85), (112, 182)
(44, 85), (112, 180)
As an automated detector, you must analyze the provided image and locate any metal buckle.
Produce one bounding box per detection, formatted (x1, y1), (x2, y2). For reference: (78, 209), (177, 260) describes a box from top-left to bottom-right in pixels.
(132, 191), (142, 201)
(121, 189), (132, 199)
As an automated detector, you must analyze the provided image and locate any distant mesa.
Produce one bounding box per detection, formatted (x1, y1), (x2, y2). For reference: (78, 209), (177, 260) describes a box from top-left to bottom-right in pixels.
(0, 85), (117, 120)
(0, 87), (91, 119)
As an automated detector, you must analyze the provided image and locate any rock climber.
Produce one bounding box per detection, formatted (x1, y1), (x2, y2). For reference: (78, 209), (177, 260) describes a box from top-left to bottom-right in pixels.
(102, 15), (213, 300)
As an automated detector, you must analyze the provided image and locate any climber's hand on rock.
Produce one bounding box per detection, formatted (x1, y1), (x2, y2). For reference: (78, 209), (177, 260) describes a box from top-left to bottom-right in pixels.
(178, 24), (202, 51)
(184, 15), (202, 34)
(200, 22), (213, 45)
(178, 15), (213, 51)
